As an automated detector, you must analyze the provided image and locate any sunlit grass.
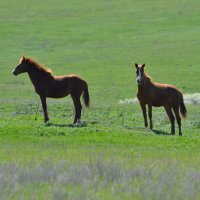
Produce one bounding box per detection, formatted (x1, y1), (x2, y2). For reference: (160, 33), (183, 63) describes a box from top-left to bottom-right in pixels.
(0, 0), (200, 199)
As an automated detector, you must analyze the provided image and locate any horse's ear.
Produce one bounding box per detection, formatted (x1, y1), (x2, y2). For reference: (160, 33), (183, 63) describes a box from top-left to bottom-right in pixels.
(20, 56), (25, 63)
(142, 64), (145, 68)
(135, 63), (138, 69)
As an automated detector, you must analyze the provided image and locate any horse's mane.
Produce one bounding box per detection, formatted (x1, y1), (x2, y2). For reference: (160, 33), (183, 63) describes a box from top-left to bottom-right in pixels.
(144, 72), (153, 84)
(23, 57), (53, 75)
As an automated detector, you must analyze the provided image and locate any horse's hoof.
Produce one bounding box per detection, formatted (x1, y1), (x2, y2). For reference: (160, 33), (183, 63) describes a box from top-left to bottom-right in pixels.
(179, 132), (182, 136)
(44, 117), (49, 123)
(44, 119), (50, 126)
(74, 122), (82, 127)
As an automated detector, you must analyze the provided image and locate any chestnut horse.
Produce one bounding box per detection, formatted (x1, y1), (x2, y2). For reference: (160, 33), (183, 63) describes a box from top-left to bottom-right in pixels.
(12, 57), (90, 125)
(135, 63), (187, 135)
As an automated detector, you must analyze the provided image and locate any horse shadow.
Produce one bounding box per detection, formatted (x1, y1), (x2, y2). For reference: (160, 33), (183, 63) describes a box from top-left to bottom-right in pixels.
(152, 129), (171, 136)
(45, 122), (87, 128)
(118, 126), (171, 136)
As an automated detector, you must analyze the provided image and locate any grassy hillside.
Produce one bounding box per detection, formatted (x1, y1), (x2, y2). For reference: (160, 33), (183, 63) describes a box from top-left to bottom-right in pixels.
(0, 0), (200, 199)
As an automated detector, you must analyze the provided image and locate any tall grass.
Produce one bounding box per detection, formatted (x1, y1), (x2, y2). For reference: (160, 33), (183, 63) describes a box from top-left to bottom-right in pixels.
(0, 159), (199, 200)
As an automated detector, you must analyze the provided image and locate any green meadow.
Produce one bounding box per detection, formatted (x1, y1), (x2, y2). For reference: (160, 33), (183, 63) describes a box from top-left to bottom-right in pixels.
(0, 0), (200, 199)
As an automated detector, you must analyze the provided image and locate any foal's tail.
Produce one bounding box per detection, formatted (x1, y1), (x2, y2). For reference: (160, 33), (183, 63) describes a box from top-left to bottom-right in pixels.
(179, 92), (187, 118)
(83, 81), (90, 107)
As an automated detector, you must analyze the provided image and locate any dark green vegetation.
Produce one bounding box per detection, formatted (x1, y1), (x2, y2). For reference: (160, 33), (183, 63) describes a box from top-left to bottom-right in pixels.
(0, 0), (200, 199)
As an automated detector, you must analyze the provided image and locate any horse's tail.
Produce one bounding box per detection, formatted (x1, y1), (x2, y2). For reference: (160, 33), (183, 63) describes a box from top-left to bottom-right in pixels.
(179, 92), (187, 118)
(83, 81), (90, 107)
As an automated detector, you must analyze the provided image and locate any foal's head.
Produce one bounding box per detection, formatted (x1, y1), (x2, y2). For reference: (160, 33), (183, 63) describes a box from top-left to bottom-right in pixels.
(12, 57), (52, 76)
(12, 57), (27, 75)
(135, 63), (146, 85)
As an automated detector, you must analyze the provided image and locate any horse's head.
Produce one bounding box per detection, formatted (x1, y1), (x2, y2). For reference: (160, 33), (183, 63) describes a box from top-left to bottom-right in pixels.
(135, 63), (145, 85)
(12, 57), (27, 76)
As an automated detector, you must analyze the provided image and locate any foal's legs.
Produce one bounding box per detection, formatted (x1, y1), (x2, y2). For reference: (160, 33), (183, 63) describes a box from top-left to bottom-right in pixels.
(140, 103), (148, 127)
(148, 105), (153, 129)
(40, 96), (49, 123)
(173, 106), (182, 136)
(71, 94), (82, 125)
(164, 106), (175, 134)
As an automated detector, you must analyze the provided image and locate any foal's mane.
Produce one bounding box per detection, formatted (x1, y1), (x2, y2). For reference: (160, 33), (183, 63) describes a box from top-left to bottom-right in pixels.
(24, 57), (53, 75)
(143, 72), (153, 84)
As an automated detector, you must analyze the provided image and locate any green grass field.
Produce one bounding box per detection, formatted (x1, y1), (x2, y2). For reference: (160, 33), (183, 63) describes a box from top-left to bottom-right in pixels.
(0, 0), (200, 199)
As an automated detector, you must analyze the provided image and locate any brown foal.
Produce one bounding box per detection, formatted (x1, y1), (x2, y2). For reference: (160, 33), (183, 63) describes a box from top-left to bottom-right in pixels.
(13, 57), (90, 125)
(135, 63), (187, 135)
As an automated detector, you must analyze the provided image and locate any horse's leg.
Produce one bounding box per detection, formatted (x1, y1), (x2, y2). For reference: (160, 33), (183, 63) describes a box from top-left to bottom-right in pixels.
(77, 99), (82, 125)
(164, 106), (175, 135)
(40, 96), (49, 123)
(148, 104), (153, 129)
(75, 96), (82, 125)
(173, 106), (182, 136)
(71, 94), (82, 125)
(140, 103), (148, 127)
(71, 95), (78, 124)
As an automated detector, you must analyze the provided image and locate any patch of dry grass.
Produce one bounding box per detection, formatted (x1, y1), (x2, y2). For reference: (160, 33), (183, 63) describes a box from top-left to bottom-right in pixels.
(0, 159), (199, 200)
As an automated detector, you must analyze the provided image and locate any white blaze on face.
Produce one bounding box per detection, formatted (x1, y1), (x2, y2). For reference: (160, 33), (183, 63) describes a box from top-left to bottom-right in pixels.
(137, 69), (142, 82)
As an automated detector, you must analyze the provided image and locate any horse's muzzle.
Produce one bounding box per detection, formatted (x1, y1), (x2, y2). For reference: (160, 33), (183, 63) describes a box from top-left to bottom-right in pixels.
(137, 79), (141, 85)
(12, 69), (17, 76)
